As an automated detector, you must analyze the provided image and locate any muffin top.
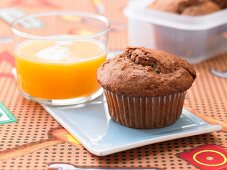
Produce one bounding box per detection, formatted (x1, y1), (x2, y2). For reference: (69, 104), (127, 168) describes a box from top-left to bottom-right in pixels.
(211, 0), (227, 9)
(97, 47), (196, 96)
(149, 0), (221, 16)
(182, 0), (220, 16)
(149, 0), (199, 14)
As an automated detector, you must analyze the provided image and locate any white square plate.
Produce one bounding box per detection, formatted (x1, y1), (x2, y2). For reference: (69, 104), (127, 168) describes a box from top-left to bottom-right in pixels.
(43, 95), (221, 156)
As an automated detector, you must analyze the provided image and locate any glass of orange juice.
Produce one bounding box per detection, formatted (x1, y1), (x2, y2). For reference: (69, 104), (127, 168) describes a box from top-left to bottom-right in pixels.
(11, 11), (110, 106)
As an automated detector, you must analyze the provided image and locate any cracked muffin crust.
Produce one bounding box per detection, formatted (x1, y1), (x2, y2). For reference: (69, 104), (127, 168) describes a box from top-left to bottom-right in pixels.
(97, 47), (196, 96)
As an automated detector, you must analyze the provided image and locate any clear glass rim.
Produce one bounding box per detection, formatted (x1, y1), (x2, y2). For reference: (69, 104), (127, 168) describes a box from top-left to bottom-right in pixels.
(11, 11), (111, 41)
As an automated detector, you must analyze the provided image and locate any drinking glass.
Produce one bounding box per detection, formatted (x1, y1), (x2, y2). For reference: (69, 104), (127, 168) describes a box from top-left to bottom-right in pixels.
(11, 11), (110, 106)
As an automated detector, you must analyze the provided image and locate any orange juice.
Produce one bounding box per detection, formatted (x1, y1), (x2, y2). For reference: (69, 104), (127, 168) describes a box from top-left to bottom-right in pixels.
(15, 40), (106, 99)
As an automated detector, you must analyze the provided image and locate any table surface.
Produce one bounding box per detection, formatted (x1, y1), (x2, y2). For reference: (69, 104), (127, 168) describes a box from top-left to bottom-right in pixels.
(0, 1), (226, 170)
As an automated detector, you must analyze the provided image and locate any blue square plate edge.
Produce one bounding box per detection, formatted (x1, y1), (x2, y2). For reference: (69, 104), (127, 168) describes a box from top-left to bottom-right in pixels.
(43, 96), (222, 156)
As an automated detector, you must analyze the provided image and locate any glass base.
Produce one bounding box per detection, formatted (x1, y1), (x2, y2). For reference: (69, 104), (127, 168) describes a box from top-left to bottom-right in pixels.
(21, 88), (103, 106)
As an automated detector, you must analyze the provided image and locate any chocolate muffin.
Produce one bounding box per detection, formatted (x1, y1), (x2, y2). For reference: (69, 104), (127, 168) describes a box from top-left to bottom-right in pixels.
(148, 0), (221, 62)
(182, 0), (220, 16)
(211, 0), (227, 9)
(97, 47), (196, 129)
(149, 0), (220, 16)
(149, 0), (200, 14)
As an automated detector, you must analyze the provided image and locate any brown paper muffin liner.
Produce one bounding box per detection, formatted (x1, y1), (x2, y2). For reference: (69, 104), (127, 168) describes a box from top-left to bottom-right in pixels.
(104, 89), (187, 129)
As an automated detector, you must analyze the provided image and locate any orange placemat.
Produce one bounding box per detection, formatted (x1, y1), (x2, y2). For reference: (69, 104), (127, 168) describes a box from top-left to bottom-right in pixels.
(0, 1), (226, 170)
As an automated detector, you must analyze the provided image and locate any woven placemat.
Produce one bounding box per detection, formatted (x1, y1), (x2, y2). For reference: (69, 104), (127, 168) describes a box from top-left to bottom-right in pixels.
(0, 1), (226, 170)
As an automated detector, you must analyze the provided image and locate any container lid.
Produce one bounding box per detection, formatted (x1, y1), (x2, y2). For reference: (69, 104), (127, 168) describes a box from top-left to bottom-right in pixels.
(124, 0), (227, 30)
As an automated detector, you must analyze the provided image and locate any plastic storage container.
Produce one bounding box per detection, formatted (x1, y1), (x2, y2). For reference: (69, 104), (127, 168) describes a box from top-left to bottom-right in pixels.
(125, 0), (227, 63)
